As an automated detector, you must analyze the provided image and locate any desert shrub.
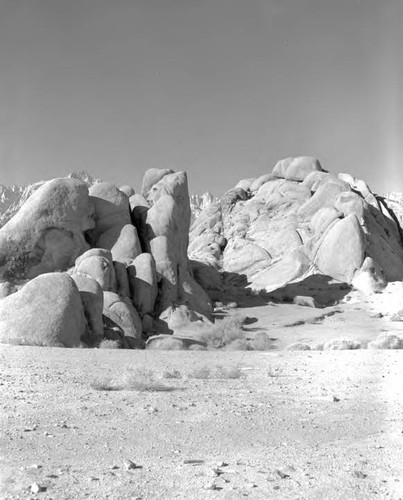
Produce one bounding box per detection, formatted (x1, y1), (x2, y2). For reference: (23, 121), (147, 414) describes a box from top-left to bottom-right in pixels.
(162, 369), (182, 379)
(90, 377), (118, 391)
(91, 368), (177, 392)
(188, 344), (207, 351)
(188, 364), (244, 379)
(286, 342), (311, 351)
(201, 315), (245, 349)
(98, 339), (121, 349)
(250, 332), (272, 351)
(225, 338), (248, 350)
(368, 333), (402, 350)
(323, 339), (361, 350)
(146, 337), (186, 350)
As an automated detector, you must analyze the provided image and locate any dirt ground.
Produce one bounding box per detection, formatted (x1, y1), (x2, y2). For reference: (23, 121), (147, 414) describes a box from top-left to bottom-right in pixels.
(1, 341), (403, 500)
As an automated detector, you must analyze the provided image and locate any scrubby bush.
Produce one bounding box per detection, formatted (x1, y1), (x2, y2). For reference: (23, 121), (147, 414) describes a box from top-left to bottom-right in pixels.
(146, 337), (186, 350)
(225, 338), (248, 350)
(286, 342), (311, 351)
(251, 332), (272, 351)
(368, 332), (402, 349)
(98, 339), (121, 349)
(323, 339), (361, 350)
(91, 368), (178, 392)
(201, 315), (246, 349)
(163, 369), (182, 379)
(188, 364), (244, 379)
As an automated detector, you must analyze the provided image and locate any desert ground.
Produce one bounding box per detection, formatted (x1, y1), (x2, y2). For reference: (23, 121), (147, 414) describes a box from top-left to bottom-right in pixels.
(2, 294), (403, 500)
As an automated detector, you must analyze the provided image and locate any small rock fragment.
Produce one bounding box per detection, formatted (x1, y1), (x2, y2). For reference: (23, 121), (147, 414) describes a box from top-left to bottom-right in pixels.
(352, 470), (367, 479)
(203, 482), (218, 490)
(123, 459), (137, 470)
(183, 459), (204, 465)
(275, 469), (290, 479)
(332, 396), (340, 402)
(30, 483), (46, 493)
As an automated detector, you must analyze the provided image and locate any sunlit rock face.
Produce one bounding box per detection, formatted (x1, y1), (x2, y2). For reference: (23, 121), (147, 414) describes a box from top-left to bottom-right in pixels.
(189, 156), (403, 293)
(383, 192), (403, 229)
(0, 169), (212, 348)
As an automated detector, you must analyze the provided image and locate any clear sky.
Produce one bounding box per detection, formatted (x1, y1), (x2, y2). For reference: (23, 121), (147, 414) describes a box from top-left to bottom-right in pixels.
(0, 0), (402, 195)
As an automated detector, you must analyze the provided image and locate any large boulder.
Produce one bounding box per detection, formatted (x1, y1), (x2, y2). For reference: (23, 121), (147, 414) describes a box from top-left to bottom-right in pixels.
(189, 156), (403, 291)
(74, 249), (116, 291)
(314, 214), (366, 283)
(71, 274), (104, 344)
(103, 291), (143, 348)
(127, 253), (158, 315)
(145, 170), (212, 318)
(0, 178), (94, 281)
(0, 273), (86, 347)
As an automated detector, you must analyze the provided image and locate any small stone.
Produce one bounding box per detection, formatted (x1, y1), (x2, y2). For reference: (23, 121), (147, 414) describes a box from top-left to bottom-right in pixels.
(30, 483), (46, 493)
(275, 469), (290, 479)
(247, 482), (257, 488)
(203, 482), (218, 490)
(352, 470), (367, 479)
(29, 464), (42, 469)
(216, 461), (228, 467)
(332, 396), (340, 402)
(110, 465), (119, 470)
(123, 459), (137, 470)
(183, 459), (204, 465)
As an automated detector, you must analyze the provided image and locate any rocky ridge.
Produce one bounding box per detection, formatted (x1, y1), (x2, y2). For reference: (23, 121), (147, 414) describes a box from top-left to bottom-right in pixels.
(189, 156), (403, 298)
(0, 169), (212, 348)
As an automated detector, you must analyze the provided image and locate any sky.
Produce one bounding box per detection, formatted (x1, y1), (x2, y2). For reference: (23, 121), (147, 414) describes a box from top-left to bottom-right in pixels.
(0, 0), (402, 196)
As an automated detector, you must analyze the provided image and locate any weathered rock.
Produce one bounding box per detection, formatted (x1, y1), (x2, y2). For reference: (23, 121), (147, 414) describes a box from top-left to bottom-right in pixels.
(127, 253), (158, 315)
(74, 249), (116, 291)
(88, 182), (131, 246)
(103, 291), (143, 348)
(145, 170), (212, 319)
(119, 185), (135, 198)
(97, 224), (142, 262)
(314, 214), (365, 282)
(273, 156), (323, 181)
(114, 260), (130, 297)
(71, 274), (104, 343)
(0, 273), (86, 346)
(141, 168), (174, 200)
(0, 178), (94, 280)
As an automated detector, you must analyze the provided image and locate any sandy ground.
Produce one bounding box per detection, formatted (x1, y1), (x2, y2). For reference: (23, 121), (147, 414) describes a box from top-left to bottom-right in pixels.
(1, 343), (403, 500)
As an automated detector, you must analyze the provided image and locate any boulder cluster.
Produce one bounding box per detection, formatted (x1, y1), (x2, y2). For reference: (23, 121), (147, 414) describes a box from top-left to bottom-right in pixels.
(0, 169), (211, 347)
(189, 156), (403, 296)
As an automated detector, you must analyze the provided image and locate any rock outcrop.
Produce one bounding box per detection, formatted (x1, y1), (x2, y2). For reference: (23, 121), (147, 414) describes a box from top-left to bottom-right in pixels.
(0, 273), (86, 347)
(0, 168), (212, 348)
(189, 156), (403, 294)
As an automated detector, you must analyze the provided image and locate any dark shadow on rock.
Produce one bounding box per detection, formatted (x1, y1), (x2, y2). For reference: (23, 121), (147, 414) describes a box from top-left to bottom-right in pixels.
(268, 274), (351, 307)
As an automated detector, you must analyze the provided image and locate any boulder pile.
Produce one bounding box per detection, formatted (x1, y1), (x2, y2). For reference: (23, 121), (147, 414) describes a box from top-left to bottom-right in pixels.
(189, 156), (403, 296)
(0, 169), (212, 347)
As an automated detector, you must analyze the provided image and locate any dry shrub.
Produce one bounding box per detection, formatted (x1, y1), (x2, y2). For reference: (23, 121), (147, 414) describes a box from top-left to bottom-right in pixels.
(163, 369), (182, 379)
(91, 368), (177, 392)
(147, 337), (186, 350)
(251, 332), (272, 351)
(188, 344), (207, 351)
(188, 364), (244, 379)
(323, 339), (361, 350)
(98, 339), (121, 349)
(201, 315), (245, 349)
(225, 338), (248, 350)
(368, 333), (403, 349)
(286, 342), (311, 351)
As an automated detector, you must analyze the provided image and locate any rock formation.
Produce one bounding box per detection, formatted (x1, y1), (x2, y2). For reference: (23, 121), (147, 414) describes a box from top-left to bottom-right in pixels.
(189, 156), (403, 295)
(0, 169), (212, 348)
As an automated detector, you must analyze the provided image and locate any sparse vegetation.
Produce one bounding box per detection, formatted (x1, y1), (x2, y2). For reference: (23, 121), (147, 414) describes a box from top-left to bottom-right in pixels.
(286, 342), (311, 351)
(91, 368), (179, 392)
(323, 339), (361, 350)
(250, 332), (272, 351)
(98, 339), (121, 349)
(188, 364), (244, 379)
(146, 337), (186, 350)
(267, 364), (284, 377)
(368, 332), (403, 349)
(162, 369), (183, 379)
(201, 315), (246, 349)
